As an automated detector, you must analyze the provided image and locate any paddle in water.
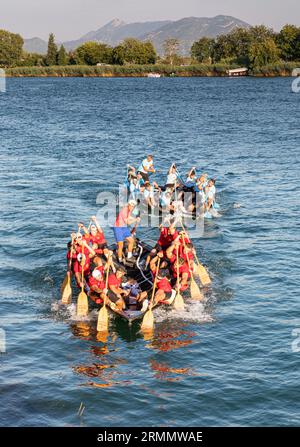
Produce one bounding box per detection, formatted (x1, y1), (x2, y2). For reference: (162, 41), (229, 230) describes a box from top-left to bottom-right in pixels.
(141, 258), (161, 331)
(173, 244), (185, 310)
(181, 234), (204, 301)
(180, 218), (211, 287)
(61, 234), (75, 305)
(97, 257), (111, 333)
(76, 244), (89, 317)
(194, 256), (211, 287)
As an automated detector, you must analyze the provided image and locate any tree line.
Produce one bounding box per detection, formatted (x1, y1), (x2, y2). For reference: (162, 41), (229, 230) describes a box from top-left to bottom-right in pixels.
(1, 24), (300, 69)
(191, 25), (300, 67)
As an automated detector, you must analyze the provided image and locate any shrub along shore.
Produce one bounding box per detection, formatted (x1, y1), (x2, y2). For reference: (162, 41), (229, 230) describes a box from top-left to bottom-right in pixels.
(5, 62), (299, 77)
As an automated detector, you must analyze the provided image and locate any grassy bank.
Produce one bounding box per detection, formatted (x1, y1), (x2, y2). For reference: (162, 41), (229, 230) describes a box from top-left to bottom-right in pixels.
(5, 62), (300, 77)
(5, 63), (236, 77)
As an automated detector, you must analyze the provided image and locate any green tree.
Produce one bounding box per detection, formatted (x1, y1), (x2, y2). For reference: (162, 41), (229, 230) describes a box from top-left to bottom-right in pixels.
(213, 34), (235, 62)
(19, 52), (44, 67)
(117, 38), (156, 64)
(212, 25), (279, 66)
(0, 29), (24, 67)
(57, 44), (67, 65)
(112, 45), (125, 65)
(163, 38), (180, 65)
(74, 41), (113, 65)
(276, 24), (300, 61)
(248, 37), (280, 67)
(191, 37), (215, 63)
(46, 33), (58, 66)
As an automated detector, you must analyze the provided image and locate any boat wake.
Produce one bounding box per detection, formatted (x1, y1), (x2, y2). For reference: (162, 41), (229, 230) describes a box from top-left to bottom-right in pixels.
(51, 298), (213, 326)
(153, 300), (214, 324)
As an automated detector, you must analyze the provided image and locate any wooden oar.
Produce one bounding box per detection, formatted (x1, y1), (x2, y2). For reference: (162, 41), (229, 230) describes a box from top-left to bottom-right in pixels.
(76, 245), (89, 317)
(173, 244), (185, 310)
(180, 219), (211, 286)
(181, 235), (204, 301)
(194, 255), (211, 286)
(61, 237), (74, 305)
(97, 257), (111, 333)
(141, 258), (161, 331)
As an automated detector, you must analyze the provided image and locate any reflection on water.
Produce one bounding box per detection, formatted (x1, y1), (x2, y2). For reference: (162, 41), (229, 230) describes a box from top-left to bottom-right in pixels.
(70, 321), (92, 339)
(71, 318), (198, 388)
(146, 325), (197, 352)
(150, 360), (195, 382)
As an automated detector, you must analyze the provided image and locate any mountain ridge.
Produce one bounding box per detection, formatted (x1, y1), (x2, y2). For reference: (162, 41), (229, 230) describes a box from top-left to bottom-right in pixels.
(23, 15), (251, 55)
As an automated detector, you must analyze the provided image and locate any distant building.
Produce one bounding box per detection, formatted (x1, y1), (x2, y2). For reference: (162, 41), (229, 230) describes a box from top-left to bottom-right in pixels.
(227, 67), (248, 77)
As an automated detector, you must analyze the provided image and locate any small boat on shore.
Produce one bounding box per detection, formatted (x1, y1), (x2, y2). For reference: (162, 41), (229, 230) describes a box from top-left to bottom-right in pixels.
(147, 73), (161, 78)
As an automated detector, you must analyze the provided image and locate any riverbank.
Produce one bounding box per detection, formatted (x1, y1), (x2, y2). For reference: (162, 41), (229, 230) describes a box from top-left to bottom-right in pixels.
(5, 62), (300, 77)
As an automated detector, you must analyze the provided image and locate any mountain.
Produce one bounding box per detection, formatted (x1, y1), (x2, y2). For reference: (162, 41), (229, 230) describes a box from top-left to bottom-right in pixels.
(23, 37), (48, 54)
(141, 15), (251, 54)
(23, 15), (251, 55)
(63, 18), (171, 51)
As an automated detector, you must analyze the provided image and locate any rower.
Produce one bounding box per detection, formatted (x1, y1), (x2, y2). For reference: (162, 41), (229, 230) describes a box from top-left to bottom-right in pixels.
(121, 278), (148, 311)
(145, 221), (178, 269)
(207, 179), (216, 203)
(160, 188), (173, 211)
(172, 257), (190, 292)
(137, 155), (155, 182)
(107, 267), (129, 311)
(88, 268), (106, 304)
(166, 163), (178, 189)
(72, 237), (96, 287)
(186, 167), (197, 186)
(143, 181), (156, 208)
(150, 252), (175, 304)
(80, 216), (110, 258)
(113, 200), (140, 263)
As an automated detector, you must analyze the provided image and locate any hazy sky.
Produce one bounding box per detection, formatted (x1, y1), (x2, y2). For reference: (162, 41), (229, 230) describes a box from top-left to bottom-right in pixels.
(2, 0), (300, 40)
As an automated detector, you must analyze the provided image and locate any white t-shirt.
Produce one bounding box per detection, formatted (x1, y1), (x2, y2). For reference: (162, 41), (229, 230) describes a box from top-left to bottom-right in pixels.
(144, 188), (154, 200)
(166, 172), (177, 185)
(139, 158), (153, 174)
(210, 185), (216, 196)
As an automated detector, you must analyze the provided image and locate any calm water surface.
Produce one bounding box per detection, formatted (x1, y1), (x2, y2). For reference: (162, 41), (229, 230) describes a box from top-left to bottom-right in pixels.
(0, 77), (299, 426)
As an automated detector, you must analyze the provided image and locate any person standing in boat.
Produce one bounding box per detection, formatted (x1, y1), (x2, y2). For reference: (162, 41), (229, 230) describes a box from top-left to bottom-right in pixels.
(137, 155), (155, 182)
(113, 200), (140, 263)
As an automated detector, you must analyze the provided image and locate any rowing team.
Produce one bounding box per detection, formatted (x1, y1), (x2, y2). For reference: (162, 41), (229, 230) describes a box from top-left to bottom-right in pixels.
(65, 211), (208, 314)
(125, 155), (219, 217)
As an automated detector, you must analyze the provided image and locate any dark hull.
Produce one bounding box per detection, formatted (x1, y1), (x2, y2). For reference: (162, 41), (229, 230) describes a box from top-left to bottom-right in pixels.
(93, 240), (168, 323)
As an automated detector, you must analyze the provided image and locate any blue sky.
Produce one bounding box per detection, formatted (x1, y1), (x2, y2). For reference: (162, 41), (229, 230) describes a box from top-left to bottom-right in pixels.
(1, 0), (300, 40)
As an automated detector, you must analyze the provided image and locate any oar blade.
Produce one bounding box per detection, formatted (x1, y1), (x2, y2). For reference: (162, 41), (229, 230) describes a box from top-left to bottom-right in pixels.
(141, 309), (154, 331)
(97, 305), (109, 332)
(196, 264), (211, 286)
(173, 292), (185, 310)
(61, 274), (69, 293)
(190, 279), (205, 301)
(77, 291), (89, 317)
(61, 282), (72, 305)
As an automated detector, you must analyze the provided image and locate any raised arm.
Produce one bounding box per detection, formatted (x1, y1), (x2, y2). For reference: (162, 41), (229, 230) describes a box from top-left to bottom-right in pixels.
(91, 215), (102, 233)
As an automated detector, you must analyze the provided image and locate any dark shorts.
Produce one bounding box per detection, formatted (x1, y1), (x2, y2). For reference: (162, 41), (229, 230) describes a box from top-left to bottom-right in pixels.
(107, 290), (122, 303)
(137, 171), (149, 182)
(89, 291), (103, 305)
(164, 291), (173, 300)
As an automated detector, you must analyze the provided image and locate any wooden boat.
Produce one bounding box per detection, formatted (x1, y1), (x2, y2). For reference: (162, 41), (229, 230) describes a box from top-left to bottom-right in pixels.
(90, 240), (176, 324)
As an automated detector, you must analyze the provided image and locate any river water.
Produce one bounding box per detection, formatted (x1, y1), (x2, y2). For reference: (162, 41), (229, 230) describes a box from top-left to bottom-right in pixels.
(0, 77), (299, 426)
